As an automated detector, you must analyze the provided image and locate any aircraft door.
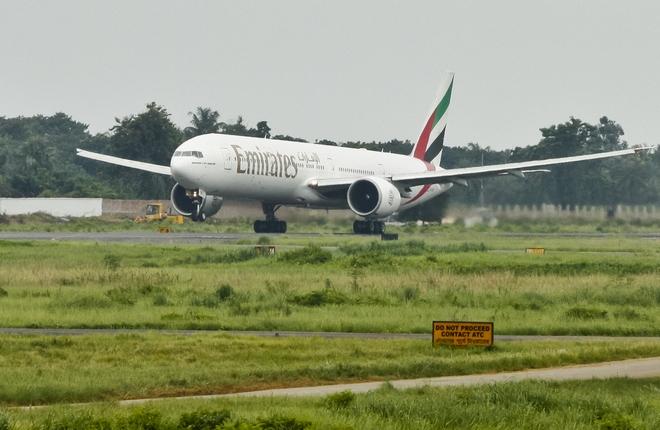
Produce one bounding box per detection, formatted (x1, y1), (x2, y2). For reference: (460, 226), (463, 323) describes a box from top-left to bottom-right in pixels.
(223, 148), (233, 170)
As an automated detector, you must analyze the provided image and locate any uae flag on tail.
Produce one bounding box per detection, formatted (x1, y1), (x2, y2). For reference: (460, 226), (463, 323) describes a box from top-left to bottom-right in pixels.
(411, 72), (454, 165)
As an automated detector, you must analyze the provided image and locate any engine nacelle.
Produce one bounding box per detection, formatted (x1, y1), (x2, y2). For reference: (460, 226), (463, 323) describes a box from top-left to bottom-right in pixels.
(170, 183), (223, 219)
(347, 177), (402, 218)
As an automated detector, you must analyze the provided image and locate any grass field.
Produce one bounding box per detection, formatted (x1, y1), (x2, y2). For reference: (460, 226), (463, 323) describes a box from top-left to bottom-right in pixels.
(2, 333), (659, 406)
(0, 236), (658, 335)
(0, 222), (658, 427)
(3, 378), (659, 429)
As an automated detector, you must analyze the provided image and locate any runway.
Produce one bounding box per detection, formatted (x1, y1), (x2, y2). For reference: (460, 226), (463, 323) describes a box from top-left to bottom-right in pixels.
(1, 230), (660, 244)
(1, 327), (658, 343)
(0, 231), (275, 243)
(0, 231), (334, 243)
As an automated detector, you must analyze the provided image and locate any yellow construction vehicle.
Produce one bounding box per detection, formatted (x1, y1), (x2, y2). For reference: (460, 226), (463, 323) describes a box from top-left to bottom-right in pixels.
(134, 202), (184, 224)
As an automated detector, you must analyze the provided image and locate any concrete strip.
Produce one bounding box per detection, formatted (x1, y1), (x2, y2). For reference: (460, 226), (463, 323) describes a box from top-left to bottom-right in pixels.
(2, 231), (660, 244)
(116, 356), (660, 404)
(0, 231), (328, 243)
(15, 357), (660, 410)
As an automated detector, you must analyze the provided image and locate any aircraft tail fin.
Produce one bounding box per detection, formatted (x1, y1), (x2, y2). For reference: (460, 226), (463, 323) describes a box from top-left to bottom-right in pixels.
(410, 72), (454, 165)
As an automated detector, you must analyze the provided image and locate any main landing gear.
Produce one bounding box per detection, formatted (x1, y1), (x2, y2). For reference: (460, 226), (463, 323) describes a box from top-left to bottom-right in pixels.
(254, 203), (287, 233)
(353, 220), (385, 235)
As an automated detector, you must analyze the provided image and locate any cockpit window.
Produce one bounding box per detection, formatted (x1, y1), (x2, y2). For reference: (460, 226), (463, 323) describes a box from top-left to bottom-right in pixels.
(174, 151), (203, 158)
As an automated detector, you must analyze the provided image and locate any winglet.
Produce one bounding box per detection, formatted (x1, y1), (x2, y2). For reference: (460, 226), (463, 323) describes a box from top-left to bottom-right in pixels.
(632, 145), (654, 153)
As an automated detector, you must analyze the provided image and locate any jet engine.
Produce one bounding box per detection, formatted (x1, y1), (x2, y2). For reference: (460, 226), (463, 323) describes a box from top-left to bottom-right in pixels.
(347, 177), (402, 218)
(170, 183), (223, 221)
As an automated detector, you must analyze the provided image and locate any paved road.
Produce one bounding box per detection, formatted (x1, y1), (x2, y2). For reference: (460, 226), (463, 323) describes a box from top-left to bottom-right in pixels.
(157, 356), (658, 401)
(142, 356), (659, 402)
(2, 230), (660, 243)
(1, 327), (658, 343)
(17, 356), (654, 409)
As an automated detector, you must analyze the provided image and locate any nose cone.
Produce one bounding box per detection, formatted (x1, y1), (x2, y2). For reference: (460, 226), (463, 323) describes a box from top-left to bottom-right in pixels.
(170, 156), (199, 188)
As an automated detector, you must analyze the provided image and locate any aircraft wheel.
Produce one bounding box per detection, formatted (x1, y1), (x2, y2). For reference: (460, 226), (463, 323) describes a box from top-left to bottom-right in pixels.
(353, 220), (369, 234)
(353, 220), (384, 235)
(191, 204), (206, 222)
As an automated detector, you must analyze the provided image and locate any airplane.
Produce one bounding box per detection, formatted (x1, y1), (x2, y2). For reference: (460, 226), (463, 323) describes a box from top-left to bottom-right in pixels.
(77, 73), (648, 234)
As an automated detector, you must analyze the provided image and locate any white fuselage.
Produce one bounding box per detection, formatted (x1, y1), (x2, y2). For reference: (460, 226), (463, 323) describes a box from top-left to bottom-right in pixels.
(170, 134), (452, 212)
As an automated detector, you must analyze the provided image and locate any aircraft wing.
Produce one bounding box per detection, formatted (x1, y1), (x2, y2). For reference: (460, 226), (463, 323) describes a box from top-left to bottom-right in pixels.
(309, 147), (649, 191)
(76, 149), (171, 176)
(391, 147), (647, 187)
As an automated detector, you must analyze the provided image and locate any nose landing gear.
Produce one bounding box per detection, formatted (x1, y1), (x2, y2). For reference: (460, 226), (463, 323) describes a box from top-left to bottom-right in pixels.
(191, 203), (206, 222)
(188, 190), (206, 222)
(353, 220), (385, 235)
(254, 203), (287, 233)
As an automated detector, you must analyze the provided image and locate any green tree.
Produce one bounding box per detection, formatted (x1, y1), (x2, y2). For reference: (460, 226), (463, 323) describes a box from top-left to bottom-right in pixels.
(272, 134), (307, 142)
(0, 113), (115, 197)
(342, 139), (413, 154)
(184, 107), (223, 139)
(100, 103), (181, 198)
(0, 110), (657, 208)
(255, 121), (271, 138)
(221, 115), (249, 136)
(316, 139), (337, 146)
(507, 116), (627, 208)
(221, 117), (275, 139)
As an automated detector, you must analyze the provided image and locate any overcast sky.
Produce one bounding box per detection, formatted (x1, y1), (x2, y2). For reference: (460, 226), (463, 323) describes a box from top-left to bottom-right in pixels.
(1, 1), (658, 150)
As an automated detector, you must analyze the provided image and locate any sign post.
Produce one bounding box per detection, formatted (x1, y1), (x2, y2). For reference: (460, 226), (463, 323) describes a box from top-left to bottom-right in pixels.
(432, 321), (493, 347)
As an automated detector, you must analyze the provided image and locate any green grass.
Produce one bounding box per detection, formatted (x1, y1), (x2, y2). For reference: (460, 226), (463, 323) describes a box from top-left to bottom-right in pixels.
(3, 378), (660, 429)
(0, 238), (659, 334)
(0, 333), (659, 406)
(1, 223), (658, 427)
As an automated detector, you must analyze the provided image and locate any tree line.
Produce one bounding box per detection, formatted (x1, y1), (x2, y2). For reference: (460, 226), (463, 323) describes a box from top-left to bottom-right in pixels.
(0, 103), (658, 218)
